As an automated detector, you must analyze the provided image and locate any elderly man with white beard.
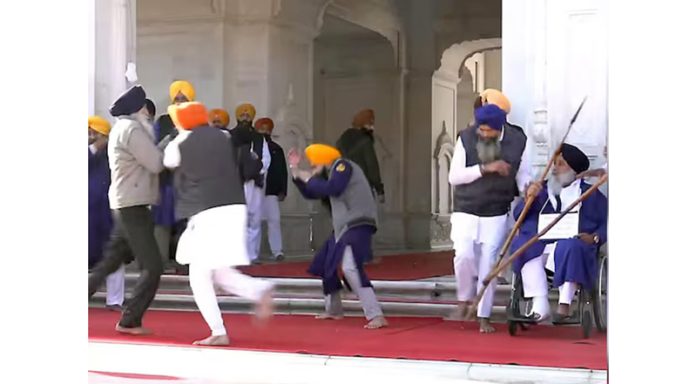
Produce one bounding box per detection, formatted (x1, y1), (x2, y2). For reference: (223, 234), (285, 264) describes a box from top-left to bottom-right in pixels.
(448, 103), (533, 333)
(88, 85), (172, 335)
(509, 143), (608, 323)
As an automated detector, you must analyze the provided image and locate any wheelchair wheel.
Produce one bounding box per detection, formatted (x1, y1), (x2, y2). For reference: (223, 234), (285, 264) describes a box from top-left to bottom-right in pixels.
(582, 309), (592, 339)
(593, 254), (608, 332)
(508, 321), (518, 336)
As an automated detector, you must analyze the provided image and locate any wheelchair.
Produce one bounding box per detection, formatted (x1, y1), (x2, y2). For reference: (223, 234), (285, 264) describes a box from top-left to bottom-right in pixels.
(506, 246), (608, 339)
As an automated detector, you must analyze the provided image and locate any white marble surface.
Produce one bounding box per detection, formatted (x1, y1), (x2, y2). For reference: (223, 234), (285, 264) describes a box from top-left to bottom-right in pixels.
(89, 342), (606, 384)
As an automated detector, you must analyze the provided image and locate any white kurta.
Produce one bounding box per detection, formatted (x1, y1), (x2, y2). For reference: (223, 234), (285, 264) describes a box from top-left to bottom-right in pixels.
(261, 195), (283, 256)
(176, 204), (249, 268)
(448, 126), (533, 318)
(246, 138), (271, 261)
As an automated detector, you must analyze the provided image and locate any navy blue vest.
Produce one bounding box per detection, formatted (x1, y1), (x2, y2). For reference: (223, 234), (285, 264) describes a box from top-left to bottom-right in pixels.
(453, 123), (527, 217)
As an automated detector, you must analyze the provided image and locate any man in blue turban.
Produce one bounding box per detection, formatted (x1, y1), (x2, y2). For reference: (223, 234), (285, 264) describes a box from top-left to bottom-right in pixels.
(447, 103), (533, 333)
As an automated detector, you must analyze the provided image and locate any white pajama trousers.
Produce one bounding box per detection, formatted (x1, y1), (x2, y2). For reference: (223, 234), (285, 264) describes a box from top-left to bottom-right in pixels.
(245, 182), (265, 262)
(325, 246), (384, 321)
(450, 212), (508, 319)
(189, 264), (273, 336)
(176, 204), (274, 336)
(261, 195), (283, 257)
(521, 248), (579, 318)
(105, 264), (125, 306)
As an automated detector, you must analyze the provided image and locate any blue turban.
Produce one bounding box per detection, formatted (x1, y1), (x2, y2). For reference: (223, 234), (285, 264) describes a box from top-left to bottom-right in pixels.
(109, 85), (147, 117)
(560, 143), (590, 174)
(474, 104), (506, 131)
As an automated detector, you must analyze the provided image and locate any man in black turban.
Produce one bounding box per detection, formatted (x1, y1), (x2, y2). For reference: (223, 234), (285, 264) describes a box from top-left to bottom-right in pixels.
(510, 143), (607, 323)
(89, 85), (171, 335)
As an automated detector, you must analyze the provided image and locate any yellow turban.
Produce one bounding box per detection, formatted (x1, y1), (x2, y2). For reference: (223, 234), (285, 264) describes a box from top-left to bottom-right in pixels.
(88, 115), (111, 136)
(169, 80), (196, 103)
(235, 103), (256, 121)
(480, 89), (511, 114)
(305, 144), (342, 167)
(209, 109), (230, 128)
(168, 102), (209, 131)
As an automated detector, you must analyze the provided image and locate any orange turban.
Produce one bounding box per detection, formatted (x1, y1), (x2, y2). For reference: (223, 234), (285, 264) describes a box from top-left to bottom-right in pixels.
(305, 144), (342, 167)
(352, 109), (375, 128)
(169, 80), (196, 102)
(235, 103), (256, 121)
(480, 89), (511, 114)
(168, 102), (209, 130)
(88, 115), (111, 136)
(254, 118), (274, 131)
(209, 108), (230, 128)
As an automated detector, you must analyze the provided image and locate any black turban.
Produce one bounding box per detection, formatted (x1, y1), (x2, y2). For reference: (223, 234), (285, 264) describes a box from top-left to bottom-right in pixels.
(560, 143), (590, 174)
(109, 85), (146, 117)
(145, 98), (156, 117)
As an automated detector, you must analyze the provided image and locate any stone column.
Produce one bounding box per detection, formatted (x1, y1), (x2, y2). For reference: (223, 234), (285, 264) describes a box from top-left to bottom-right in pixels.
(94, 0), (137, 120)
(402, 0), (438, 249)
(88, 0), (95, 115)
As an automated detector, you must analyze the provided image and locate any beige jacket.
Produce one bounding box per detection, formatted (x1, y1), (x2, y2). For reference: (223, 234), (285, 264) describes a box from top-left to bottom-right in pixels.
(107, 116), (164, 209)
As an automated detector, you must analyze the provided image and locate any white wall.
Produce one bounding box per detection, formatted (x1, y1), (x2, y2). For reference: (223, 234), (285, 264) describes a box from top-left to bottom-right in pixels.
(137, 21), (225, 118)
(503, 0), (607, 172)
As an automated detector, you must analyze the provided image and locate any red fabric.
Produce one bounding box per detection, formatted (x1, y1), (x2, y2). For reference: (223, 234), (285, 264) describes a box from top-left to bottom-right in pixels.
(90, 371), (181, 380)
(89, 309), (606, 370)
(238, 251), (455, 280)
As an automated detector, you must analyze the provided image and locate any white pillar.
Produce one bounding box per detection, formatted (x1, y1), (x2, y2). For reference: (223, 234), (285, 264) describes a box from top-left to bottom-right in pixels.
(88, 0), (95, 116)
(94, 0), (136, 121)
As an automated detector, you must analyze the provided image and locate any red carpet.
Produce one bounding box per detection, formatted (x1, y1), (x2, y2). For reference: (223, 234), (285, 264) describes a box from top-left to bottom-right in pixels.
(89, 309), (606, 370)
(238, 251), (455, 280)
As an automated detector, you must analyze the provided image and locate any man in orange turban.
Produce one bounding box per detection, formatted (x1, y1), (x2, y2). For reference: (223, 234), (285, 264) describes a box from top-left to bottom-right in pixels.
(254, 118), (287, 261)
(229, 103), (270, 264)
(88, 116), (125, 312)
(209, 108), (231, 130)
(288, 144), (388, 329)
(162, 102), (275, 346)
(152, 80), (197, 274)
(336, 108), (384, 203)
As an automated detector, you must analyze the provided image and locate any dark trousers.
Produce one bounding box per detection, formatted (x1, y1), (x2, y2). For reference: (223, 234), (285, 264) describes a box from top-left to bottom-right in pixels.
(88, 205), (163, 328)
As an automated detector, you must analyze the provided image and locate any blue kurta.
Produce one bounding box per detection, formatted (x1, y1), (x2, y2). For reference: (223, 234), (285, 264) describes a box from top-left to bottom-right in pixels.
(88, 148), (113, 268)
(293, 160), (375, 295)
(151, 116), (176, 227)
(510, 181), (607, 289)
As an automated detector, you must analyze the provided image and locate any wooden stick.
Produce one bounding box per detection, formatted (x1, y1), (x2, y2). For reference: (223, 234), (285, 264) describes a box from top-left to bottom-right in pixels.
(465, 173), (607, 320)
(493, 96), (588, 264)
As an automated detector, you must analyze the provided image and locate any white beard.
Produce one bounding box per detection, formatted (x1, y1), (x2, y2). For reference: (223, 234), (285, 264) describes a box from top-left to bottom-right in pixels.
(548, 170), (577, 196)
(133, 110), (155, 139)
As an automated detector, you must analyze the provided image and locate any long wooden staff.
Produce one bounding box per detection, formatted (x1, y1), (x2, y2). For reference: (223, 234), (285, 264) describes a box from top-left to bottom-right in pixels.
(465, 173), (608, 320)
(493, 97), (588, 266)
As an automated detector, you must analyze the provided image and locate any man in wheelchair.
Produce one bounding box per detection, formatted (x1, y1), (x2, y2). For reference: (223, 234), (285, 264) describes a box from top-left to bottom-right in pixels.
(510, 144), (607, 323)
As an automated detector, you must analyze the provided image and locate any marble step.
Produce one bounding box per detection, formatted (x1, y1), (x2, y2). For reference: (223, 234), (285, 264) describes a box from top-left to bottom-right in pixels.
(90, 292), (509, 320)
(91, 273), (562, 321)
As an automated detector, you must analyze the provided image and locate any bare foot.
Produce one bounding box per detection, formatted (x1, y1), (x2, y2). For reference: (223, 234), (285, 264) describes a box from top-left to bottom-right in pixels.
(365, 316), (389, 329)
(255, 289), (274, 322)
(479, 318), (496, 334)
(445, 302), (470, 320)
(193, 334), (230, 346)
(115, 324), (152, 336)
(315, 313), (344, 320)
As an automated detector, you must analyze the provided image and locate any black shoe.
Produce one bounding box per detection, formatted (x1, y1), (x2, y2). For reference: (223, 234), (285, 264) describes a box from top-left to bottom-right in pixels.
(105, 304), (122, 312)
(251, 259), (263, 265)
(273, 254), (285, 262)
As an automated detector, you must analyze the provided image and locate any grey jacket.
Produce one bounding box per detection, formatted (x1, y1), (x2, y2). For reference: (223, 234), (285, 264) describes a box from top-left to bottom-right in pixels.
(107, 116), (164, 209)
